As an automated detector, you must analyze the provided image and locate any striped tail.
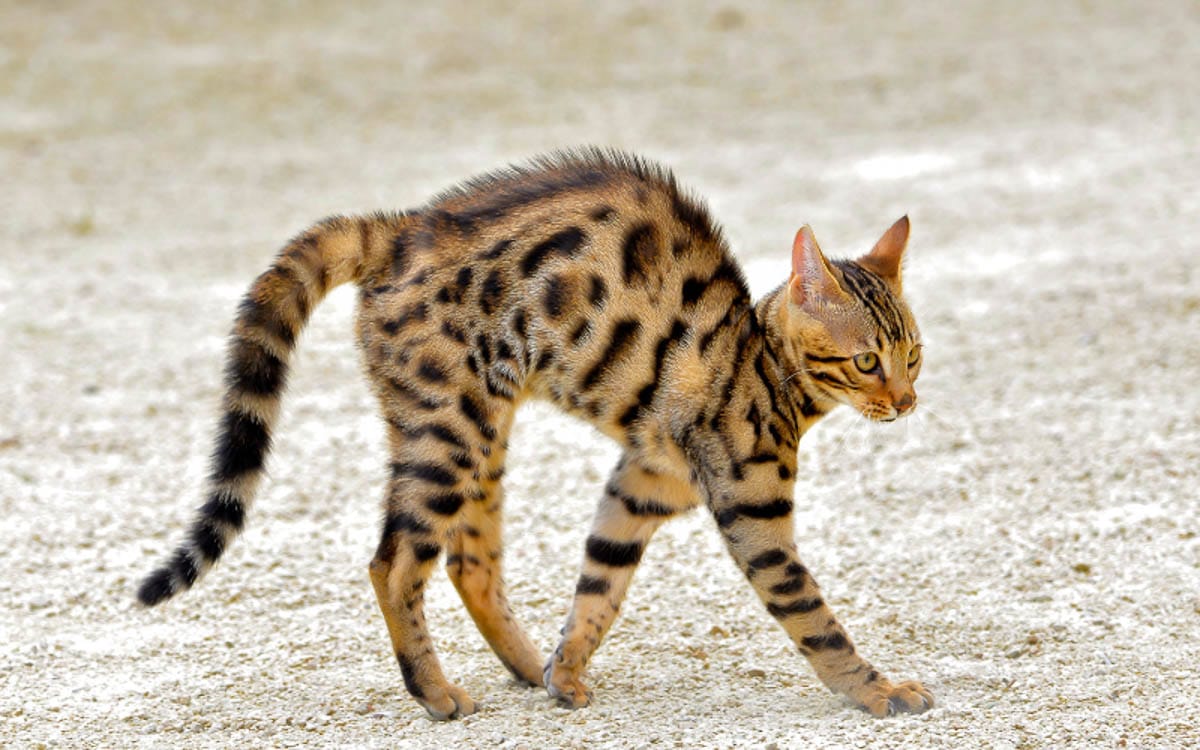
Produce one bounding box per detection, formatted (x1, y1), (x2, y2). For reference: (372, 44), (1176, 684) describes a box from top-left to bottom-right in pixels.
(137, 212), (406, 605)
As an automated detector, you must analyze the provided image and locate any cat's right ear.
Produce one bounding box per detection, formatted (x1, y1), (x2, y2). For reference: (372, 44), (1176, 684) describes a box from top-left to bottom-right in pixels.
(789, 226), (848, 310)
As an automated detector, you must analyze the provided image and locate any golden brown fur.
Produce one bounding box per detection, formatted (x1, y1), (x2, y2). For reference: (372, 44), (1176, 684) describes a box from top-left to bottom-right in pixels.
(139, 149), (931, 719)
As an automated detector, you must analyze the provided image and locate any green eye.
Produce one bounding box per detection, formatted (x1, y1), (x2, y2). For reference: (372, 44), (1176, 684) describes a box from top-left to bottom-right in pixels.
(907, 346), (922, 367)
(853, 352), (879, 373)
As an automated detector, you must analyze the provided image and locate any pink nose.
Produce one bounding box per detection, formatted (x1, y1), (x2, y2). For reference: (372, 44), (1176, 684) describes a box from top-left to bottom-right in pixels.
(894, 393), (915, 413)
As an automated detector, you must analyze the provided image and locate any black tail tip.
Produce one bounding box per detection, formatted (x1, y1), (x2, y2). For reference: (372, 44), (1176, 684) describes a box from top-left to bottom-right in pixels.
(137, 569), (175, 606)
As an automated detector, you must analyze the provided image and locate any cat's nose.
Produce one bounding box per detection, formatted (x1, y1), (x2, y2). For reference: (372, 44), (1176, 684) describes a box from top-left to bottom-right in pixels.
(894, 392), (915, 413)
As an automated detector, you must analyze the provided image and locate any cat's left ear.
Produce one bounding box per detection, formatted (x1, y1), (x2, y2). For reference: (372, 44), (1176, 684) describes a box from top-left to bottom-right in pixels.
(858, 215), (910, 291)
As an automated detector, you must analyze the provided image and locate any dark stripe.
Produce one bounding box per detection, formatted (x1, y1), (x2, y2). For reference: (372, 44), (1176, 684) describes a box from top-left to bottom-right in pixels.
(585, 535), (644, 567)
(569, 320), (592, 346)
(804, 353), (850, 364)
(476, 333), (492, 364)
(386, 377), (441, 410)
(580, 318), (641, 390)
(237, 294), (295, 348)
(383, 509), (432, 536)
(521, 226), (586, 277)
(211, 410), (269, 481)
(441, 319), (467, 344)
(390, 420), (469, 450)
(189, 522), (224, 562)
(637, 319), (688, 413)
(171, 548), (199, 586)
(481, 239), (513, 260)
(802, 632), (850, 652)
(589, 205), (615, 222)
(460, 394), (497, 440)
(620, 495), (675, 517)
(747, 548), (789, 571)
(512, 309), (528, 340)
(398, 654), (424, 698)
(575, 575), (611, 595)
(714, 498), (794, 528)
(412, 542), (441, 562)
(199, 490), (246, 531)
(425, 493), (465, 516)
(226, 338), (287, 396)
(391, 462), (458, 486)
(810, 370), (852, 389)
(670, 189), (719, 243)
(622, 223), (660, 285)
(479, 269), (505, 315)
(391, 230), (411, 276)
(443, 168), (610, 231)
(381, 300), (429, 336)
(767, 597), (823, 618)
(137, 568), (175, 606)
(543, 275), (570, 319)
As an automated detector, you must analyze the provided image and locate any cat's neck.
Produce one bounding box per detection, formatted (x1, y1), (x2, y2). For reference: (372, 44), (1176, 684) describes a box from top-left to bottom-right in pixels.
(755, 286), (838, 428)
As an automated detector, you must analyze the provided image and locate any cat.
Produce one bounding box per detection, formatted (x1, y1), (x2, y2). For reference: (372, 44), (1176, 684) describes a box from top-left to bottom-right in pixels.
(137, 148), (932, 719)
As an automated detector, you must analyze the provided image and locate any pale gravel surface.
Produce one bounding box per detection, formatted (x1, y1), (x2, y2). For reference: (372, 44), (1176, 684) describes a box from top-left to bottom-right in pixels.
(2, 2), (1199, 748)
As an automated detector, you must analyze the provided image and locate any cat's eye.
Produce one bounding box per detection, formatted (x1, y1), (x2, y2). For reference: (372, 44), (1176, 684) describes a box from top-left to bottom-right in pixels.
(853, 352), (879, 373)
(907, 346), (922, 367)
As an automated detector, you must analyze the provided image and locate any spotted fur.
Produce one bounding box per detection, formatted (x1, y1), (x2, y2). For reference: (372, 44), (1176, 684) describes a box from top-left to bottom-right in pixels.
(138, 148), (931, 719)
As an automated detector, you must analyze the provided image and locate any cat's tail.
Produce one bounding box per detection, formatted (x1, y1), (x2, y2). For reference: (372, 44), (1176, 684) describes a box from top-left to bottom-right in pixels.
(137, 213), (408, 605)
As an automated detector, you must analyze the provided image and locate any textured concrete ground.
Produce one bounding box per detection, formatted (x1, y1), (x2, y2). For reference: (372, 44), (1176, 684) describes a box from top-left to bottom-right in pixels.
(2, 2), (1198, 747)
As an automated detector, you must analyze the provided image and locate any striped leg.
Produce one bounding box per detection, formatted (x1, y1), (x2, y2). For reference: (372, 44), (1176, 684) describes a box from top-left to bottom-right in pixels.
(369, 397), (512, 720)
(445, 435), (545, 686)
(545, 456), (698, 707)
(712, 492), (934, 716)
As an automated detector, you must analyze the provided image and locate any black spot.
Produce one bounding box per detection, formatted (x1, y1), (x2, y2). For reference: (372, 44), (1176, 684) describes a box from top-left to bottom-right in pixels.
(617, 403), (641, 427)
(589, 205), (616, 222)
(575, 575), (611, 595)
(622, 223), (660, 285)
(456, 266), (474, 289)
(585, 535), (644, 567)
(211, 410), (270, 481)
(480, 269), (505, 315)
(670, 190), (719, 243)
(476, 333), (493, 364)
(521, 227), (586, 277)
(588, 275), (607, 307)
(543, 275), (570, 319)
(512, 309), (529, 340)
(391, 462), (458, 486)
(391, 231), (411, 276)
(441, 319), (467, 344)
(770, 574), (809, 596)
(681, 276), (706, 305)
(416, 359), (447, 383)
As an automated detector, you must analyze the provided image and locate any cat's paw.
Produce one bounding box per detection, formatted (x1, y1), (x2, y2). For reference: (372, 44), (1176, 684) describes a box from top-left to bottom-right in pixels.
(544, 661), (593, 709)
(417, 683), (478, 720)
(852, 678), (934, 717)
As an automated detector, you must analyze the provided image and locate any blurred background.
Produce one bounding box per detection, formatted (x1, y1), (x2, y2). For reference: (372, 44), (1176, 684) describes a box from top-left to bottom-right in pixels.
(2, 2), (1198, 747)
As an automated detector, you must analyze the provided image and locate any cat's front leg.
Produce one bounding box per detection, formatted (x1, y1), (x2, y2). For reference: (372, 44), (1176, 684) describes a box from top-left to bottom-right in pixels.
(709, 487), (933, 716)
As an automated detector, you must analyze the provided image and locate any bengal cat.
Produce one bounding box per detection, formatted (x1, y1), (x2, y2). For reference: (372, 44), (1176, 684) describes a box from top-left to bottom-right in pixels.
(137, 149), (932, 719)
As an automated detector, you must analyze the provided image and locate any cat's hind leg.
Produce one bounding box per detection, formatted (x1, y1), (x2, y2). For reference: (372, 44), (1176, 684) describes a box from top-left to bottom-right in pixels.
(444, 431), (546, 686)
(546, 456), (699, 708)
(368, 395), (515, 720)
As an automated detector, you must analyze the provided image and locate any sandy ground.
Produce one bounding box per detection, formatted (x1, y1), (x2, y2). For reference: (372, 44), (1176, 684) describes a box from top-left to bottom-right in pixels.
(3, 1), (1199, 747)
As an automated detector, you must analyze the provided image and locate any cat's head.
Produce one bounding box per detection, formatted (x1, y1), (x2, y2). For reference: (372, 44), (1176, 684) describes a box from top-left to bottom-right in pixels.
(780, 216), (921, 422)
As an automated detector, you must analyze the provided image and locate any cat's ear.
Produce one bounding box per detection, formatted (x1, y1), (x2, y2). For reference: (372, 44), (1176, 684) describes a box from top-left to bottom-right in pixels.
(788, 225), (849, 309)
(858, 215), (910, 290)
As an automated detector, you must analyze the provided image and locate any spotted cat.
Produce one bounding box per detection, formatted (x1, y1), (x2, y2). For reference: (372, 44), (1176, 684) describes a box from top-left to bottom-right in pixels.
(138, 149), (932, 718)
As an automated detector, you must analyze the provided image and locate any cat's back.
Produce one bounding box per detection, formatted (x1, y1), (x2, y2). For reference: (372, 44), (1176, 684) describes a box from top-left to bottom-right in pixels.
(358, 150), (751, 430)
